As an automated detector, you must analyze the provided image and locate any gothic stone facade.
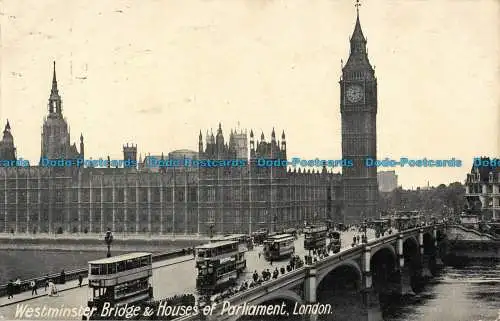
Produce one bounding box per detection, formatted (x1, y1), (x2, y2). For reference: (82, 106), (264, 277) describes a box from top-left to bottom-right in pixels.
(0, 162), (343, 235)
(0, 47), (348, 236)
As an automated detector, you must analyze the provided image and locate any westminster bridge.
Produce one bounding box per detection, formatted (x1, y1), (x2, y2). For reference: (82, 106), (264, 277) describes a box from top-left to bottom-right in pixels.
(1, 224), (497, 321)
(176, 223), (448, 321)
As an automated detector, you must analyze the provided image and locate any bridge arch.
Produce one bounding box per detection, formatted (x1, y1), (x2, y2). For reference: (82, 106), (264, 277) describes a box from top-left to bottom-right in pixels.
(316, 259), (362, 290)
(423, 231), (435, 255)
(371, 243), (397, 260)
(249, 289), (303, 306)
(370, 244), (398, 290)
(403, 235), (419, 248)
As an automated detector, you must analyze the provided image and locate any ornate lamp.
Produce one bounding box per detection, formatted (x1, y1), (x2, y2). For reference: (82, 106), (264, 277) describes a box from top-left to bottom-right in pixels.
(104, 228), (113, 258)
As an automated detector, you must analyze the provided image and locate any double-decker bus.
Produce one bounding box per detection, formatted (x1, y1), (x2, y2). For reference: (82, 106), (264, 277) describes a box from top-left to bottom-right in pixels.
(251, 229), (268, 245)
(263, 234), (295, 260)
(86, 253), (153, 318)
(303, 225), (328, 251)
(328, 231), (341, 253)
(282, 228), (298, 239)
(210, 234), (249, 272)
(195, 240), (239, 294)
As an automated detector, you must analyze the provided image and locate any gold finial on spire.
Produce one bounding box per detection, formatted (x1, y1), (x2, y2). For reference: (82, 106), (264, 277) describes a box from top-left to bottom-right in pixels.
(355, 0), (361, 15)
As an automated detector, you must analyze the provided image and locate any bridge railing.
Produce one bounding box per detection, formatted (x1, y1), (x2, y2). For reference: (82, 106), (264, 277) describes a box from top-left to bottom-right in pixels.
(0, 247), (193, 298)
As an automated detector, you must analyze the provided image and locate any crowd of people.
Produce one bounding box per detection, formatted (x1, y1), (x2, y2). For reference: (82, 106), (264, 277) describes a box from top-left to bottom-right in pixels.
(3, 269), (70, 300)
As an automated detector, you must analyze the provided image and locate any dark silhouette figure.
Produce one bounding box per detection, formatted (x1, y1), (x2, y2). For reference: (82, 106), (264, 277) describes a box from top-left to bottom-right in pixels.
(7, 281), (13, 299)
(78, 274), (83, 287)
(30, 280), (38, 296)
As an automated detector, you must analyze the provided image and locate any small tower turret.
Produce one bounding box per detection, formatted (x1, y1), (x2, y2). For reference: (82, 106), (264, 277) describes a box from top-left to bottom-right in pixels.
(79, 133), (85, 159)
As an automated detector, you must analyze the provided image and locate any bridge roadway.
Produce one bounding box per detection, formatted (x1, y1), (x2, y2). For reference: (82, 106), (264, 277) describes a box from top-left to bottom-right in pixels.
(0, 229), (375, 320)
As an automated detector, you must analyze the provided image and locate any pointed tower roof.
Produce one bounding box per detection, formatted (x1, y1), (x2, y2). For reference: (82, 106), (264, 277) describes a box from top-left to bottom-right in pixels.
(343, 0), (374, 75)
(351, 1), (366, 43)
(271, 127), (276, 138)
(199, 130), (202, 139)
(51, 61), (58, 95)
(260, 132), (265, 140)
(281, 130), (285, 139)
(250, 129), (254, 138)
(5, 120), (10, 131)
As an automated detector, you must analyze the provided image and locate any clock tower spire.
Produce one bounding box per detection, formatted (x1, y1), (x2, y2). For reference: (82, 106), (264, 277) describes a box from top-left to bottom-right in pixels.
(340, 0), (378, 224)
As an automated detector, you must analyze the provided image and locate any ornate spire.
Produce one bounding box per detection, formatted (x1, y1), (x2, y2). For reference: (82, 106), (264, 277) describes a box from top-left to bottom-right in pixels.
(271, 127), (275, 138)
(281, 130), (285, 140)
(48, 61), (62, 115)
(51, 61), (58, 95)
(351, 0), (366, 47)
(5, 119), (10, 131)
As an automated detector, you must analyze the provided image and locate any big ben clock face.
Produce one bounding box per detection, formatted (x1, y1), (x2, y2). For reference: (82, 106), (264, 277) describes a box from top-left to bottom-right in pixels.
(346, 84), (364, 103)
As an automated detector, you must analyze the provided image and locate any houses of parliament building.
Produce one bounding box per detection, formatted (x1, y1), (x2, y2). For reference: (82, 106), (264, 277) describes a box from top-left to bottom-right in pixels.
(0, 5), (380, 234)
(0, 63), (343, 236)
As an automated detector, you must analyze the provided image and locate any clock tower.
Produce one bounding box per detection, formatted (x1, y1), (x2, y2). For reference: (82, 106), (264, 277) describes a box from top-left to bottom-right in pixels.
(340, 1), (378, 224)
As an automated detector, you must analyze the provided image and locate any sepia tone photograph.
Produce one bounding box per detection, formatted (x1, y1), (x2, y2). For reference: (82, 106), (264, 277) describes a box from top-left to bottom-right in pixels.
(0, 0), (499, 320)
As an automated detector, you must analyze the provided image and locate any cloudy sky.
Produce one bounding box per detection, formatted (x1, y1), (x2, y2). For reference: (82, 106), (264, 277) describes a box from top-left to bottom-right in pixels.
(0, 0), (499, 188)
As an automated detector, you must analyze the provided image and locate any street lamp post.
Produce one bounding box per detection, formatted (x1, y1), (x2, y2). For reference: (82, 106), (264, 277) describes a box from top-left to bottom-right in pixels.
(104, 228), (113, 258)
(209, 223), (215, 239)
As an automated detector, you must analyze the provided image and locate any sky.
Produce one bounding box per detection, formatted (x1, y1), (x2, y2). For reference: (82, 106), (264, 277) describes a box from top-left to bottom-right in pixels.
(0, 0), (499, 189)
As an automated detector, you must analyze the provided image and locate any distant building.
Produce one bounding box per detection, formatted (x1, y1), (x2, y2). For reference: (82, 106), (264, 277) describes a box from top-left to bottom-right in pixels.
(464, 157), (499, 221)
(377, 171), (398, 192)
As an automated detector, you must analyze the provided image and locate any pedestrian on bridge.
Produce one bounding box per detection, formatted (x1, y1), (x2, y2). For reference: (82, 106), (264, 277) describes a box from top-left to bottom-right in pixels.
(253, 271), (258, 282)
(6, 280), (14, 299)
(43, 274), (49, 292)
(30, 280), (38, 296)
(78, 274), (83, 287)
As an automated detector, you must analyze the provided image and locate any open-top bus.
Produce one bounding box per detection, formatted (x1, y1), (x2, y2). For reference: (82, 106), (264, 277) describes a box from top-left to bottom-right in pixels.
(86, 252), (153, 318)
(195, 240), (239, 294)
(263, 234), (295, 260)
(303, 225), (328, 251)
(210, 234), (249, 272)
